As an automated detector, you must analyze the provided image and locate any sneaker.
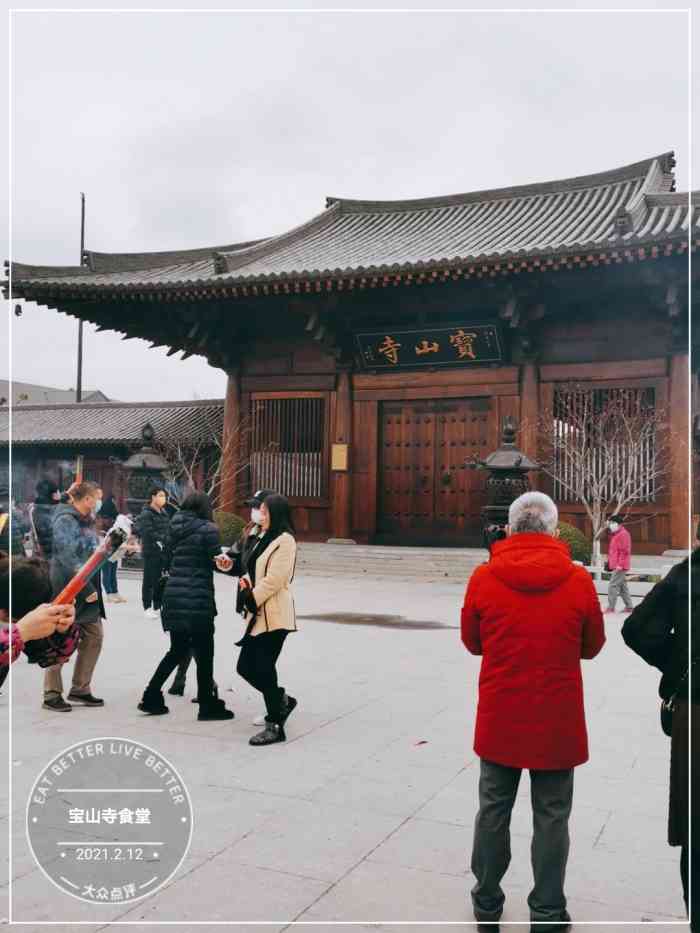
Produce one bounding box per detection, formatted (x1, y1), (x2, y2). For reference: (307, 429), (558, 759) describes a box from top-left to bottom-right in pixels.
(42, 695), (72, 712)
(249, 721), (285, 746)
(144, 608), (159, 620)
(67, 692), (104, 707)
(604, 608), (616, 615)
(115, 595), (128, 603)
(622, 607), (634, 614)
(105, 594), (119, 603)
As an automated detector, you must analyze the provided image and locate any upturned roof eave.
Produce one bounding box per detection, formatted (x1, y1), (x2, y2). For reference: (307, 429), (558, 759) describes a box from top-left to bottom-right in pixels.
(6, 227), (693, 300)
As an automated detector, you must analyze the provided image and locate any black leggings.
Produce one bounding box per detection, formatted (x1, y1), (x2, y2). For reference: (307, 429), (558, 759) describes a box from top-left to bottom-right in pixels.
(142, 554), (163, 610)
(237, 630), (288, 723)
(148, 626), (215, 705)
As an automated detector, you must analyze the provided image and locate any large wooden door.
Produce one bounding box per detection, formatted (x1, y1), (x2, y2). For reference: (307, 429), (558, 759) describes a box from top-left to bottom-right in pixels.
(378, 398), (491, 545)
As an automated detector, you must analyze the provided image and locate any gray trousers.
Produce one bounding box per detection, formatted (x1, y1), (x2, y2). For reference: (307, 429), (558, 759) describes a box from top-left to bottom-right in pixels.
(607, 569), (633, 610)
(44, 620), (103, 699)
(471, 758), (573, 923)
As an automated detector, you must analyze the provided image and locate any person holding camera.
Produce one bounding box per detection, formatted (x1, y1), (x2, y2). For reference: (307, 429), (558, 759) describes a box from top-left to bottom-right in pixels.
(462, 492), (605, 932)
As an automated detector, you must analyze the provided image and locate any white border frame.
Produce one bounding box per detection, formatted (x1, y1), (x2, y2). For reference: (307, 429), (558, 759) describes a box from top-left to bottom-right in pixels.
(6, 5), (693, 926)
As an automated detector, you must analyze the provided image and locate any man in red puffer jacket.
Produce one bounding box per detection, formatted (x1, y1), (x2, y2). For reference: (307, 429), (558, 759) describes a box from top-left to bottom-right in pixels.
(461, 491), (605, 933)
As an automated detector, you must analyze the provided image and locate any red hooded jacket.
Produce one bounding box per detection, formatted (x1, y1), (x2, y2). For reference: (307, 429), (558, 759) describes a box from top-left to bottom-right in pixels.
(461, 533), (605, 771)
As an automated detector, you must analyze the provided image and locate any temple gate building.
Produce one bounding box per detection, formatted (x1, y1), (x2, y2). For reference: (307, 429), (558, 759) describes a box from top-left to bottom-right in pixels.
(6, 152), (696, 553)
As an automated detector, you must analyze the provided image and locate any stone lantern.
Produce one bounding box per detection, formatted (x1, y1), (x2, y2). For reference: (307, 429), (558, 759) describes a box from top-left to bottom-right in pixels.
(121, 423), (168, 519)
(472, 415), (539, 534)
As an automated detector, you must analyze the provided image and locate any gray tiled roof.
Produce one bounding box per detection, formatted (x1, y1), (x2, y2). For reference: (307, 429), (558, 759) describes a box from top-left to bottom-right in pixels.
(7, 153), (695, 294)
(1, 399), (224, 446)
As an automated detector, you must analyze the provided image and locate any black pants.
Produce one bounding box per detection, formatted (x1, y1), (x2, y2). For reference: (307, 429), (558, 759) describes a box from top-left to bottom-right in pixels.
(237, 630), (288, 723)
(148, 626), (216, 706)
(142, 553), (162, 610)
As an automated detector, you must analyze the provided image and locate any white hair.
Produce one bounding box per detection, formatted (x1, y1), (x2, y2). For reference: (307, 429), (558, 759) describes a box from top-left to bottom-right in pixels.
(508, 491), (558, 535)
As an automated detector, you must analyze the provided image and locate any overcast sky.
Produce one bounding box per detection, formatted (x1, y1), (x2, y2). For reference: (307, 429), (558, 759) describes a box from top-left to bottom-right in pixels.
(3, 2), (694, 402)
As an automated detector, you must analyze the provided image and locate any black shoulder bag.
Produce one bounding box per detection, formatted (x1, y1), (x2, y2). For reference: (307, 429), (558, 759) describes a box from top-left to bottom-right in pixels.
(661, 661), (695, 737)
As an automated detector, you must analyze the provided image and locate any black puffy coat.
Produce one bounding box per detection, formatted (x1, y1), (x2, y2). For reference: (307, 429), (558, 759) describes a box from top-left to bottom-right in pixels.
(622, 550), (699, 704)
(135, 506), (170, 556)
(31, 500), (58, 559)
(161, 510), (220, 633)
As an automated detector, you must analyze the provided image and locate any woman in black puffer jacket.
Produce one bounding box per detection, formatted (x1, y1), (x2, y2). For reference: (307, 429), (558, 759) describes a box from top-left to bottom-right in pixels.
(137, 492), (233, 722)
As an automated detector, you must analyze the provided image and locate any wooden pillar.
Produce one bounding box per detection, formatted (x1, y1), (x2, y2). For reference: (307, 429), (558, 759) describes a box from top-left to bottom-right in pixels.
(220, 368), (240, 515)
(669, 352), (689, 550)
(330, 369), (353, 540)
(520, 362), (540, 463)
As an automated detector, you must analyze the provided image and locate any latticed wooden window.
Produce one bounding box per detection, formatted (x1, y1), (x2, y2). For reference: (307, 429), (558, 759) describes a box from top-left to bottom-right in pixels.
(552, 386), (658, 503)
(250, 396), (327, 499)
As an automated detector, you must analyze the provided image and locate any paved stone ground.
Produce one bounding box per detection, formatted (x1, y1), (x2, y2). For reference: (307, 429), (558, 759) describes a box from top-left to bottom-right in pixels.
(0, 571), (688, 931)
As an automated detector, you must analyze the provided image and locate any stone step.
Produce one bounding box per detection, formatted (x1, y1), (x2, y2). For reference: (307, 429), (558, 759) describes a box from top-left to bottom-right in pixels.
(294, 543), (486, 580)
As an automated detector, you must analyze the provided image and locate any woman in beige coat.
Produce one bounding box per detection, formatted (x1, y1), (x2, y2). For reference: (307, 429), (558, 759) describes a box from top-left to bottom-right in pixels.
(225, 494), (298, 746)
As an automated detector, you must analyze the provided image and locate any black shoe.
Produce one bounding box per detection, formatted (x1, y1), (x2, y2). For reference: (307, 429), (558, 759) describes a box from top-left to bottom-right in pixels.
(68, 692), (104, 707)
(249, 721), (285, 746)
(43, 695), (72, 712)
(279, 692), (297, 726)
(168, 684), (185, 696)
(137, 688), (169, 715)
(530, 912), (571, 933)
(197, 698), (234, 721)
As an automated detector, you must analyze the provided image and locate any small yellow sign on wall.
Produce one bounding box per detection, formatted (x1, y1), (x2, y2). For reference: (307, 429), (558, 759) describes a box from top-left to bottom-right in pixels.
(331, 443), (349, 471)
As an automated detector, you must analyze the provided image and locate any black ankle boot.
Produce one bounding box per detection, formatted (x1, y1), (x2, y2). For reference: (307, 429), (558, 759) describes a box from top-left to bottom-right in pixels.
(197, 697), (234, 721)
(137, 688), (169, 715)
(168, 683), (185, 696)
(279, 692), (297, 726)
(249, 720), (286, 746)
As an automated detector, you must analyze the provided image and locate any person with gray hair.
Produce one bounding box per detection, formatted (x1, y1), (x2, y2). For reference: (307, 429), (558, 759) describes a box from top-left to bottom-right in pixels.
(461, 491), (605, 932)
(508, 490), (559, 535)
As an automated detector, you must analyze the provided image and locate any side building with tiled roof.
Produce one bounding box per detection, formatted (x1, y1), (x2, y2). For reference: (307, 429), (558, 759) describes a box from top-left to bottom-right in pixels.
(5, 153), (696, 552)
(0, 399), (224, 509)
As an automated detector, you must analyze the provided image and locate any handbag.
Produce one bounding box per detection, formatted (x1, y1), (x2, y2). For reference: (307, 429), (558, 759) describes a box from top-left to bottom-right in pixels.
(660, 661), (694, 737)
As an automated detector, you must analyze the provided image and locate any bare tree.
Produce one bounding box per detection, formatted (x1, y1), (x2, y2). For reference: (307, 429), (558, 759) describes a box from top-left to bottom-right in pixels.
(538, 384), (672, 570)
(155, 414), (252, 508)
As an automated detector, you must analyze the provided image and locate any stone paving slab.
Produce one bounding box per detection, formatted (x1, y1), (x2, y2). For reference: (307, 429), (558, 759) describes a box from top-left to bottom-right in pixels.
(0, 571), (688, 929)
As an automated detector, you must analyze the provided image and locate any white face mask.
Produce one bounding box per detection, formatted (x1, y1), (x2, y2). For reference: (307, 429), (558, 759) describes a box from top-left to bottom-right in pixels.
(609, 522), (619, 533)
(95, 499), (103, 513)
(251, 508), (262, 525)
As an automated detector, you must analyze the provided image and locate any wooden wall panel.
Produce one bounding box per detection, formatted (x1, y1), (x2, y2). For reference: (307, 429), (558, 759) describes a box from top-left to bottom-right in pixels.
(353, 367), (519, 391)
(351, 400), (378, 541)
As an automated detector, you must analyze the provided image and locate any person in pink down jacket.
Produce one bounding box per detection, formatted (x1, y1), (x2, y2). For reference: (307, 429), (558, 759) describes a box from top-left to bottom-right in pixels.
(605, 515), (633, 614)
(0, 556), (77, 687)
